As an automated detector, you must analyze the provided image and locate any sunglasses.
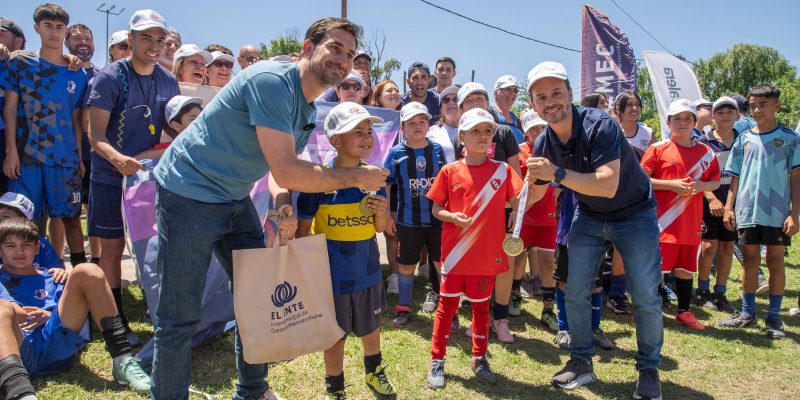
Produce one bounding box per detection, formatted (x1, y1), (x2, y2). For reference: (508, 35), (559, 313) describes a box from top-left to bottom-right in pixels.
(338, 82), (362, 91)
(441, 95), (457, 104)
(245, 55), (261, 63)
(211, 60), (234, 69)
(499, 87), (519, 94)
(115, 43), (129, 50)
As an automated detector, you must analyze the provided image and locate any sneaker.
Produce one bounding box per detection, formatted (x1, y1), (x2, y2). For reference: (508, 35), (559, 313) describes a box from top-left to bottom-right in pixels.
(593, 329), (615, 350)
(386, 274), (399, 295)
(551, 358), (597, 390)
(712, 292), (737, 314)
(422, 291), (439, 313)
(508, 291), (523, 317)
(719, 311), (756, 328)
(365, 363), (396, 395)
(663, 284), (678, 302)
(693, 289), (714, 309)
(765, 319), (786, 340)
(450, 315), (461, 334)
(633, 368), (662, 400)
(756, 271), (769, 295)
(392, 305), (411, 327)
(427, 359), (445, 389)
(554, 331), (571, 349)
(258, 391), (285, 400)
(658, 285), (672, 308)
(112, 357), (151, 394)
(606, 295), (631, 314)
(541, 310), (559, 332)
(323, 390), (346, 400)
(470, 356), (497, 384)
(790, 308), (800, 317)
(491, 318), (515, 343)
(675, 311), (705, 331)
(120, 316), (141, 347)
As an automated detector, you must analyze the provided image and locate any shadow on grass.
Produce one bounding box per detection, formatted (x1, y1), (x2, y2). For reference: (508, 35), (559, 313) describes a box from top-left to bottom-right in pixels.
(446, 373), (585, 399)
(33, 362), (125, 395)
(584, 380), (714, 400)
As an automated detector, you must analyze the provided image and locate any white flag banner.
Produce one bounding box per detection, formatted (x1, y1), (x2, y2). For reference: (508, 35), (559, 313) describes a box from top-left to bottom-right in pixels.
(643, 51), (702, 135)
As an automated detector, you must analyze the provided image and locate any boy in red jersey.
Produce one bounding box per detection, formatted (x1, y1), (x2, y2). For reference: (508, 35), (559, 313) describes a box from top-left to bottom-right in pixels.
(640, 99), (720, 331)
(425, 108), (523, 389)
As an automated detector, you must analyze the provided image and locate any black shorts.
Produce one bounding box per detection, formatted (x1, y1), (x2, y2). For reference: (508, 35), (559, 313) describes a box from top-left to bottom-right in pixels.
(80, 159), (91, 205)
(554, 244), (603, 288)
(333, 281), (386, 338)
(701, 213), (737, 242)
(396, 224), (442, 265)
(738, 225), (791, 246)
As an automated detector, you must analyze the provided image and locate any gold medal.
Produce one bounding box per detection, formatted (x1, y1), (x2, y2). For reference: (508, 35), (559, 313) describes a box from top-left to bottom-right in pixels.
(148, 123), (156, 135)
(502, 236), (525, 256)
(359, 195), (375, 216)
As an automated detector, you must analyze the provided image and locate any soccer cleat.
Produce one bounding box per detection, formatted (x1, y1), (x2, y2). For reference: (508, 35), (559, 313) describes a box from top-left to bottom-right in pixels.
(664, 284), (678, 302)
(765, 319), (786, 340)
(593, 328), (615, 350)
(693, 289), (715, 309)
(386, 274), (399, 295)
(365, 363), (396, 395)
(392, 305), (411, 327)
(112, 357), (151, 394)
(719, 311), (756, 328)
(491, 318), (515, 343)
(450, 315), (461, 334)
(422, 291), (439, 313)
(323, 390), (346, 400)
(712, 292), (737, 314)
(541, 310), (559, 332)
(471, 356), (497, 384)
(554, 331), (571, 349)
(427, 359), (445, 389)
(606, 295), (631, 314)
(633, 368), (663, 400)
(508, 290), (523, 316)
(551, 358), (597, 390)
(676, 311), (705, 331)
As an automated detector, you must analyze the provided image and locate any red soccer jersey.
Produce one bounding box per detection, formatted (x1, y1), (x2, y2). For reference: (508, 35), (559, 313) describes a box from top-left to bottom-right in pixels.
(640, 139), (720, 245)
(519, 142), (533, 176)
(522, 185), (557, 227)
(427, 158), (523, 276)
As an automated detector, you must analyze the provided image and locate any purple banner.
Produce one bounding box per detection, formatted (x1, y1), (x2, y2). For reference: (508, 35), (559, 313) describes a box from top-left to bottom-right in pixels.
(581, 4), (637, 104)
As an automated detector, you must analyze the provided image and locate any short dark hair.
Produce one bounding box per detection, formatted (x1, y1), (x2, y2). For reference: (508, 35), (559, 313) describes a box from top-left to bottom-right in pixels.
(436, 56), (456, 70)
(614, 91), (642, 116)
(65, 23), (92, 41)
(732, 94), (749, 113)
(304, 17), (363, 46)
(581, 92), (608, 108)
(33, 3), (69, 25)
(0, 204), (25, 218)
(205, 43), (232, 56)
(749, 84), (780, 100)
(0, 218), (38, 244)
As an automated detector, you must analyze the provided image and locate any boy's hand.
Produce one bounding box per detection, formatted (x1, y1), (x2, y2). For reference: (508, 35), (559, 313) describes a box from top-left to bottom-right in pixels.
(355, 165), (389, 192)
(49, 268), (69, 284)
(450, 212), (472, 229)
(723, 208), (736, 231)
(277, 205), (297, 244)
(708, 198), (724, 217)
(672, 177), (696, 196)
(507, 209), (517, 232)
(783, 215), (799, 236)
(385, 217), (396, 236)
(3, 152), (20, 179)
(20, 306), (51, 331)
(365, 194), (387, 214)
(112, 155), (145, 176)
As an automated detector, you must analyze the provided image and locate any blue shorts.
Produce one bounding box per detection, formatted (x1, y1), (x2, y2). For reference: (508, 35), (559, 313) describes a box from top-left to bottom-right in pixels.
(9, 164), (82, 218)
(88, 181), (124, 239)
(19, 309), (88, 377)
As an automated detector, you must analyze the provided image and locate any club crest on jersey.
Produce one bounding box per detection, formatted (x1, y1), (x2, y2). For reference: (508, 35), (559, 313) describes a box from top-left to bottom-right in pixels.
(700, 160), (709, 171)
(66, 80), (76, 94)
(90, 90), (100, 100)
(34, 289), (48, 300)
(490, 178), (502, 190)
(774, 138), (785, 149)
(416, 156), (426, 171)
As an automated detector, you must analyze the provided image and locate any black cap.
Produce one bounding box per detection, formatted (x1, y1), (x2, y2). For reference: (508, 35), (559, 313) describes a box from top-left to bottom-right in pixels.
(0, 18), (25, 41)
(354, 50), (372, 62)
(407, 61), (430, 77)
(731, 94), (748, 113)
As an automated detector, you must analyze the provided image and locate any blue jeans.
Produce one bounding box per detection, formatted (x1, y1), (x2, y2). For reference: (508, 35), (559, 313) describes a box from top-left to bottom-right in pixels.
(151, 185), (268, 400)
(565, 208), (663, 370)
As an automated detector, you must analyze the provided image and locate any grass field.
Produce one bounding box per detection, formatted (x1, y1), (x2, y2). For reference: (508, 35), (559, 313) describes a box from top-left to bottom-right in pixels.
(31, 246), (800, 400)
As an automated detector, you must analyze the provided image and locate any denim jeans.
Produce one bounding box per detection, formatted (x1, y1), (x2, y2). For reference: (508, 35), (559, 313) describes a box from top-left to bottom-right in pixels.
(565, 208), (663, 370)
(151, 184), (268, 400)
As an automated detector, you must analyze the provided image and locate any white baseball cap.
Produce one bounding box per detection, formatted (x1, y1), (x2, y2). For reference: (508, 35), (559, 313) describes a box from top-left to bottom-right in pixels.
(522, 111), (547, 132)
(165, 95), (203, 123)
(458, 108), (498, 132)
(173, 44), (212, 65)
(712, 96), (738, 113)
(400, 102), (431, 122)
(129, 9), (168, 33)
(494, 75), (518, 91)
(438, 85), (459, 102)
(0, 192), (34, 219)
(108, 30), (129, 47)
(667, 98), (697, 117)
(324, 102), (383, 138)
(207, 51), (235, 67)
(693, 98), (713, 109)
(526, 61), (568, 93)
(457, 82), (489, 108)
(340, 70), (366, 88)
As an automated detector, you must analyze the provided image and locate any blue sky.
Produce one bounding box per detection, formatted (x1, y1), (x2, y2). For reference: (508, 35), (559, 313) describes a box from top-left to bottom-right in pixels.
(6, 0), (800, 101)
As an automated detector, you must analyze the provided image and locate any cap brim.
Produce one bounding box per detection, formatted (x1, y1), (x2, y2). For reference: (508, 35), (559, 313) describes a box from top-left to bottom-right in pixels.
(460, 120), (497, 132)
(179, 50), (213, 65)
(668, 109), (697, 117)
(401, 110), (432, 122)
(495, 82), (517, 90)
(712, 100), (738, 112)
(527, 73), (567, 92)
(523, 121), (547, 131)
(209, 54), (235, 66)
(109, 38), (127, 46)
(130, 23), (168, 33)
(328, 115), (384, 137)
(458, 88), (489, 107)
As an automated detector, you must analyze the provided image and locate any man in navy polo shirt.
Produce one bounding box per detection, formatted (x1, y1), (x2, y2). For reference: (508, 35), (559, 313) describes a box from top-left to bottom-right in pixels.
(524, 61), (663, 399)
(402, 62), (440, 124)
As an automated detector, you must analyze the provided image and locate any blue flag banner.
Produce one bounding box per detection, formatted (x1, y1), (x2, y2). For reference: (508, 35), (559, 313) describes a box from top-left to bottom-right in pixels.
(581, 3), (637, 104)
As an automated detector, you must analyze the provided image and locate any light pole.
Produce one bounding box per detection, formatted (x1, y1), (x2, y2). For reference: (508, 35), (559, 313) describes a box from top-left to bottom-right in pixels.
(96, 3), (125, 65)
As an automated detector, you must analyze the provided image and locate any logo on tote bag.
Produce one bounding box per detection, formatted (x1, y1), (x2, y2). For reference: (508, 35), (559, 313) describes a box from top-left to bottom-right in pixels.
(271, 281), (298, 307)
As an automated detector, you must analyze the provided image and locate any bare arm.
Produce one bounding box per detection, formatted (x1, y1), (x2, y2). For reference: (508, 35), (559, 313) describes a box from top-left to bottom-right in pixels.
(3, 89), (20, 178)
(296, 218), (313, 238)
(432, 202), (471, 228)
(506, 154), (522, 179)
(527, 156), (621, 198)
(89, 107), (144, 175)
(723, 176), (739, 231)
(268, 173), (292, 210)
(784, 170), (800, 236)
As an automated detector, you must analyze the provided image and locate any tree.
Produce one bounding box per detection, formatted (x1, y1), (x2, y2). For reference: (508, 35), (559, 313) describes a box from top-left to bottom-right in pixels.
(363, 28), (401, 84)
(635, 63), (662, 138)
(259, 28), (302, 59)
(511, 79), (530, 116)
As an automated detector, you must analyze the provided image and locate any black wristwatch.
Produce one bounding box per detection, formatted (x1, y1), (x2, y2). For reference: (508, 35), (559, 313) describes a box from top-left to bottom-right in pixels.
(554, 167), (567, 184)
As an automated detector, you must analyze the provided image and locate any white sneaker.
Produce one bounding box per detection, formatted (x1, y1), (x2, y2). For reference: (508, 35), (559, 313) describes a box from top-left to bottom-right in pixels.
(258, 390), (285, 400)
(422, 291), (439, 313)
(386, 274), (399, 295)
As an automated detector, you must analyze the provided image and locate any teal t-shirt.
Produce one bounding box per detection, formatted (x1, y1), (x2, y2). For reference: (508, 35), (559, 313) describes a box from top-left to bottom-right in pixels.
(154, 62), (316, 202)
(725, 126), (800, 228)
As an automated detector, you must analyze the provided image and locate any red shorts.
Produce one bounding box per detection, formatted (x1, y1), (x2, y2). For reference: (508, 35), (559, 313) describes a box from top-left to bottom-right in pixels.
(660, 243), (699, 274)
(520, 225), (556, 252)
(439, 274), (496, 302)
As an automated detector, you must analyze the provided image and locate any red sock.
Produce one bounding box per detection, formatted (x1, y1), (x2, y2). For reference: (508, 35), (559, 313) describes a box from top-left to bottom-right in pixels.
(430, 295), (460, 360)
(471, 299), (491, 357)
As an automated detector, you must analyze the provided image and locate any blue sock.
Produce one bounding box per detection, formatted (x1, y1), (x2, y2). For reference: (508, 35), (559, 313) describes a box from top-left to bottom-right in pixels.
(609, 275), (626, 298)
(742, 293), (756, 318)
(697, 279), (710, 292)
(713, 284), (726, 295)
(591, 290), (603, 331)
(556, 287), (569, 331)
(767, 294), (783, 321)
(398, 273), (414, 307)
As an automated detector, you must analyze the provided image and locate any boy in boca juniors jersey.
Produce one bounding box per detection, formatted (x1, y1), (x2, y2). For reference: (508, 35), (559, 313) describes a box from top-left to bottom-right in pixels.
(640, 99), (720, 331)
(425, 108), (523, 389)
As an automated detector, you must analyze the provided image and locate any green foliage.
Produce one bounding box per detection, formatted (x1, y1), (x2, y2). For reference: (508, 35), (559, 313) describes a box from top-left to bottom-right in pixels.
(259, 29), (302, 59)
(636, 64), (663, 139)
(511, 78), (531, 116)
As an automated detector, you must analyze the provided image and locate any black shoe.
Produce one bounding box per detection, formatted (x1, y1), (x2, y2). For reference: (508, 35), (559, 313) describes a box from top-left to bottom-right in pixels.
(719, 311), (756, 328)
(658, 285), (671, 308)
(712, 292), (737, 314)
(470, 356), (497, 384)
(551, 358), (596, 390)
(606, 295), (630, 314)
(633, 368), (662, 400)
(693, 289), (714, 308)
(766, 318), (786, 340)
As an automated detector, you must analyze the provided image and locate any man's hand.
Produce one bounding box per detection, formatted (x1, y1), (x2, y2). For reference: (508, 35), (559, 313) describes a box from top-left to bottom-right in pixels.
(49, 268), (69, 284)
(112, 155), (145, 176)
(708, 198), (724, 217)
(3, 152), (20, 179)
(354, 165), (389, 192)
(20, 306), (51, 331)
(276, 205), (297, 244)
(0, 44), (10, 60)
(723, 208), (737, 231)
(526, 157), (556, 181)
(450, 212), (472, 229)
(63, 54), (82, 71)
(783, 214), (799, 236)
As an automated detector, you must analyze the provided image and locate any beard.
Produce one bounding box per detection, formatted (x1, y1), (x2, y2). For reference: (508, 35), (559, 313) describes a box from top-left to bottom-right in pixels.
(542, 104), (569, 124)
(310, 59), (347, 87)
(72, 47), (94, 62)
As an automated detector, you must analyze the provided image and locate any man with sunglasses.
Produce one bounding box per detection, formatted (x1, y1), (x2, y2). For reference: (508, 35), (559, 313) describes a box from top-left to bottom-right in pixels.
(491, 75), (525, 144)
(237, 44), (261, 70)
(403, 62), (439, 125)
(334, 70), (366, 104)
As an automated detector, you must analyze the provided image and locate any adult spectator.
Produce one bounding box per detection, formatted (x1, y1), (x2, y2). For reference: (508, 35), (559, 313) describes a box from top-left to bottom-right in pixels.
(172, 44), (212, 85)
(206, 51), (234, 88)
(580, 92), (608, 110)
(433, 56), (456, 93)
(356, 68), (372, 104)
(353, 50), (371, 73)
(205, 43), (232, 55)
(732, 94), (756, 134)
(426, 85), (459, 163)
(491, 74), (525, 144)
(0, 17), (25, 194)
(615, 91), (654, 159)
(151, 17), (387, 399)
(107, 30), (130, 63)
(237, 44), (261, 70)
(403, 62), (440, 123)
(334, 70), (366, 104)
(159, 29), (181, 71)
(525, 61), (662, 398)
(370, 79), (401, 110)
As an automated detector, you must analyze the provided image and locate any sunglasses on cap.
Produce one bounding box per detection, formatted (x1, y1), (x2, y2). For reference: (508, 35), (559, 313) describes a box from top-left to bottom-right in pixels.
(211, 60), (234, 69)
(338, 82), (362, 91)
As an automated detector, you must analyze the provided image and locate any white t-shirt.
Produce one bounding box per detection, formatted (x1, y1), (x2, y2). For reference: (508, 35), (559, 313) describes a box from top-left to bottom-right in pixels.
(625, 122), (653, 154)
(427, 123), (458, 163)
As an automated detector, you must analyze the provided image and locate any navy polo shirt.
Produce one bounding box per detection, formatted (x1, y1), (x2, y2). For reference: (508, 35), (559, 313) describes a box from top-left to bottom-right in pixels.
(402, 89), (440, 125)
(533, 105), (655, 219)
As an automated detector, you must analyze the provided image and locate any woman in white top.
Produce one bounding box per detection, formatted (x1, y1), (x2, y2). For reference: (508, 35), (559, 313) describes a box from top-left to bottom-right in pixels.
(614, 91), (655, 159)
(426, 85), (460, 163)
